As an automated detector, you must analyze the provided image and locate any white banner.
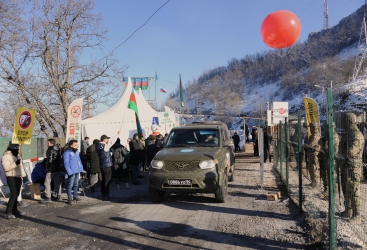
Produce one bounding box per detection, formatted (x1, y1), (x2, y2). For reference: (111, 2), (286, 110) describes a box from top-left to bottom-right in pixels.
(65, 98), (84, 150)
(272, 102), (288, 124)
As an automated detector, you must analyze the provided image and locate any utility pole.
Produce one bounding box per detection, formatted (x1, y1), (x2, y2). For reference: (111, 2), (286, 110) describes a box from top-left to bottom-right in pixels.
(323, 0), (329, 29)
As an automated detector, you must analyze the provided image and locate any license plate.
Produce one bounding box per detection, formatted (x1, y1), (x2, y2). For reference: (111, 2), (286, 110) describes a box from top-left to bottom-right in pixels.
(168, 179), (192, 185)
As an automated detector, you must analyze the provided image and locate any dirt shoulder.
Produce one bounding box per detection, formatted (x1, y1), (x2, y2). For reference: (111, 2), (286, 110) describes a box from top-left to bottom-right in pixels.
(0, 152), (313, 249)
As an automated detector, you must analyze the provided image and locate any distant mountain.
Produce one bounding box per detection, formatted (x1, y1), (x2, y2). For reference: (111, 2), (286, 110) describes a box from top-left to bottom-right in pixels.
(166, 4), (367, 129)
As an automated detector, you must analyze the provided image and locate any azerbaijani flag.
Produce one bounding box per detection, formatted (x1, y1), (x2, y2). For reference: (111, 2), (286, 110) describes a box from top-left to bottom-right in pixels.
(128, 88), (143, 138)
(135, 78), (142, 90)
(179, 73), (184, 108)
(160, 87), (167, 93)
(123, 77), (128, 87)
(142, 77), (149, 90)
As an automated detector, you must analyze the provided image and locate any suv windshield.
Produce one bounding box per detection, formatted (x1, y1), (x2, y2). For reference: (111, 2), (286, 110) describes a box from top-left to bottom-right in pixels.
(166, 129), (219, 147)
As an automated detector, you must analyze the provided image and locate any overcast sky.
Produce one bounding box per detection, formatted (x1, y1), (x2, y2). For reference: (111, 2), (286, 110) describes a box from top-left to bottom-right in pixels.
(91, 0), (364, 106)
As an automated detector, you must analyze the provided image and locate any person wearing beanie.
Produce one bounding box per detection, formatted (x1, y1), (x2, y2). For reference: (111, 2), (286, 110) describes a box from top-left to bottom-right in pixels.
(2, 143), (26, 219)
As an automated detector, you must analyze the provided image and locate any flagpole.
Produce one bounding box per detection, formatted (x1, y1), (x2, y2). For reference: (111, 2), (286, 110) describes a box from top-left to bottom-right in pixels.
(155, 75), (157, 101)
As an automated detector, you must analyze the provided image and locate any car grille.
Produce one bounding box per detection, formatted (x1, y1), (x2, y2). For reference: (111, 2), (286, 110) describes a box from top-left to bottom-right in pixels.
(162, 161), (200, 172)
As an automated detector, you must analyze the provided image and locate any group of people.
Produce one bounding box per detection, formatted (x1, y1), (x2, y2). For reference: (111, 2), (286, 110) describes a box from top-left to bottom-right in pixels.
(1, 131), (168, 219)
(303, 113), (364, 224)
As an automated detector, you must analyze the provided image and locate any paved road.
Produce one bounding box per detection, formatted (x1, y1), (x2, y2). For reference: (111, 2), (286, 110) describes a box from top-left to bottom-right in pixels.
(0, 152), (313, 249)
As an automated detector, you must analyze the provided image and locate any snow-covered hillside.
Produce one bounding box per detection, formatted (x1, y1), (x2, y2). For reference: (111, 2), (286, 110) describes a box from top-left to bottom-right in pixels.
(182, 43), (367, 131)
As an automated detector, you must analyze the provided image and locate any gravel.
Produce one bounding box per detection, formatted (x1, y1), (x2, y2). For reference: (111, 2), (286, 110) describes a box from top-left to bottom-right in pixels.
(0, 152), (314, 249)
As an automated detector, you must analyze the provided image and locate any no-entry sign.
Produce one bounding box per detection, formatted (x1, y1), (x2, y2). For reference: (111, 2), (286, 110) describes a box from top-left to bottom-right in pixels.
(12, 107), (36, 144)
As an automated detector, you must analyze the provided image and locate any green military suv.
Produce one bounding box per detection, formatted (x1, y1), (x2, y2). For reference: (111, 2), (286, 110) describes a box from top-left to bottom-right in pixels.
(148, 121), (235, 203)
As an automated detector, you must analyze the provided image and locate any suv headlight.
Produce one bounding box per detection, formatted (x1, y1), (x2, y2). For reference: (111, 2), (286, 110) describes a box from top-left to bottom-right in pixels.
(199, 160), (217, 169)
(151, 160), (164, 169)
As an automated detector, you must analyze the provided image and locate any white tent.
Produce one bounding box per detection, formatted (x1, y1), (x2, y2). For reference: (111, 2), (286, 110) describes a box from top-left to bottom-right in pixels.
(82, 77), (177, 146)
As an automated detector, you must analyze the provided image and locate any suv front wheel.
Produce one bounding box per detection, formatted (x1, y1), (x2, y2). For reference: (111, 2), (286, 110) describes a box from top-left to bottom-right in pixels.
(149, 187), (166, 203)
(214, 173), (228, 203)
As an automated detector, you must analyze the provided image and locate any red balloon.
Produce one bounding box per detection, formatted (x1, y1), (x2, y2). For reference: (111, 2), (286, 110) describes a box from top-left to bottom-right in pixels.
(261, 10), (302, 49)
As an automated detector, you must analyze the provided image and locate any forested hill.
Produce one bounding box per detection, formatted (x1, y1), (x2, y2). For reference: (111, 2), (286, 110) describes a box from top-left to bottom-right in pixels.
(166, 4), (365, 117)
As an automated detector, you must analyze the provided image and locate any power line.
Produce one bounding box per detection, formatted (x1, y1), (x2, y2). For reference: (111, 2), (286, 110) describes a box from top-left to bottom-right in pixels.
(90, 0), (171, 68)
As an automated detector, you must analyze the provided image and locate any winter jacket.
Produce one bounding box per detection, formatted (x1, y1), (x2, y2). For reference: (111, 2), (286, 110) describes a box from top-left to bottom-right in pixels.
(155, 139), (164, 152)
(232, 134), (240, 144)
(63, 149), (83, 176)
(87, 143), (100, 174)
(31, 162), (47, 183)
(111, 144), (128, 171)
(46, 145), (63, 173)
(96, 142), (113, 168)
(145, 140), (157, 166)
(129, 139), (144, 165)
(2, 150), (26, 178)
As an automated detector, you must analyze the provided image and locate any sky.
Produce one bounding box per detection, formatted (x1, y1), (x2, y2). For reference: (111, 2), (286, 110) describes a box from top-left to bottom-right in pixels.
(90, 0), (365, 108)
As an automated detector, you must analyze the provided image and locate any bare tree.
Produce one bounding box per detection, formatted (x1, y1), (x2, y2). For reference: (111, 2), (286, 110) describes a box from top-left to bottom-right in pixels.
(0, 0), (127, 137)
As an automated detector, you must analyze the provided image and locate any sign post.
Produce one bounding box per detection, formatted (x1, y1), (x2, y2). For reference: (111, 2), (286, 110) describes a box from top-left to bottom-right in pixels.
(65, 98), (84, 150)
(12, 107), (36, 144)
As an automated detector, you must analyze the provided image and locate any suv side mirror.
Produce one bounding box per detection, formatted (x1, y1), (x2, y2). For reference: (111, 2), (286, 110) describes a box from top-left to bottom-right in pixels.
(223, 139), (234, 147)
(157, 141), (164, 147)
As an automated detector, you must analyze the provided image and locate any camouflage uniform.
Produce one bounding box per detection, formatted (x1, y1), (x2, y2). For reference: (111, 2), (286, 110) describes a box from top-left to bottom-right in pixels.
(340, 113), (364, 222)
(318, 122), (340, 194)
(304, 122), (321, 187)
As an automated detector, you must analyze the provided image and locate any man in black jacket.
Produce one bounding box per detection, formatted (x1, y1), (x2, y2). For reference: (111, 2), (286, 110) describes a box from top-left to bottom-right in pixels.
(129, 133), (144, 185)
(253, 130), (259, 157)
(87, 139), (101, 193)
(42, 139), (63, 202)
(232, 132), (240, 151)
(111, 138), (129, 189)
(145, 134), (157, 171)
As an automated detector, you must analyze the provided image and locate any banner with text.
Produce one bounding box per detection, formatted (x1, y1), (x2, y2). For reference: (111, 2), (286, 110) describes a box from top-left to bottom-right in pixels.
(66, 98), (84, 149)
(12, 107), (36, 144)
(303, 97), (319, 137)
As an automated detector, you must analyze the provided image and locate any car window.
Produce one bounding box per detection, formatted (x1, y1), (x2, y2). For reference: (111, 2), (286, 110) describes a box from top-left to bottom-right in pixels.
(166, 129), (219, 147)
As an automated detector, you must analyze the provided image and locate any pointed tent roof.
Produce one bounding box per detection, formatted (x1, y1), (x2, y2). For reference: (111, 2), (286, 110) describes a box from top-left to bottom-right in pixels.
(82, 77), (157, 124)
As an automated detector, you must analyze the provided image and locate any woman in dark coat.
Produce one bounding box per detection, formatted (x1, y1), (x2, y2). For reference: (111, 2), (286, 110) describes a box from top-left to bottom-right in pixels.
(110, 138), (128, 189)
(86, 139), (101, 193)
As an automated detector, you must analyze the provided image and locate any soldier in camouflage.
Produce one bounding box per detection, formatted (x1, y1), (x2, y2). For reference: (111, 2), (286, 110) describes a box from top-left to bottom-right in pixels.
(304, 122), (321, 187)
(339, 113), (364, 224)
(318, 122), (339, 196)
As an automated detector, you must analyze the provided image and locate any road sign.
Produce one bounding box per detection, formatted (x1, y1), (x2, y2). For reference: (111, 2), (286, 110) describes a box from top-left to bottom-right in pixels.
(71, 105), (81, 118)
(18, 110), (32, 129)
(12, 107), (36, 144)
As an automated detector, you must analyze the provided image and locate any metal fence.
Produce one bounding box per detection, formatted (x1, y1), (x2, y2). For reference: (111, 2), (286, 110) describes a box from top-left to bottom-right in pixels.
(272, 89), (367, 249)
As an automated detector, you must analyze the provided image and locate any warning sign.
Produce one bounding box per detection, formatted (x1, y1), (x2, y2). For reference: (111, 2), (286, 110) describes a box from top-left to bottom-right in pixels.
(71, 105), (81, 118)
(66, 98), (84, 151)
(12, 107), (36, 144)
(18, 110), (32, 129)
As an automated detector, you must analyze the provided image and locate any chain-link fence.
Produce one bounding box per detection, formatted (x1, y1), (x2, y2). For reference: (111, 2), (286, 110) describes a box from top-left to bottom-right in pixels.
(272, 89), (367, 249)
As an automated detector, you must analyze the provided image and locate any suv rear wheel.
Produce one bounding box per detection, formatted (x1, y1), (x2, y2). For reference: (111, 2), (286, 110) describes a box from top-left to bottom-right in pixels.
(214, 173), (228, 203)
(149, 187), (166, 203)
